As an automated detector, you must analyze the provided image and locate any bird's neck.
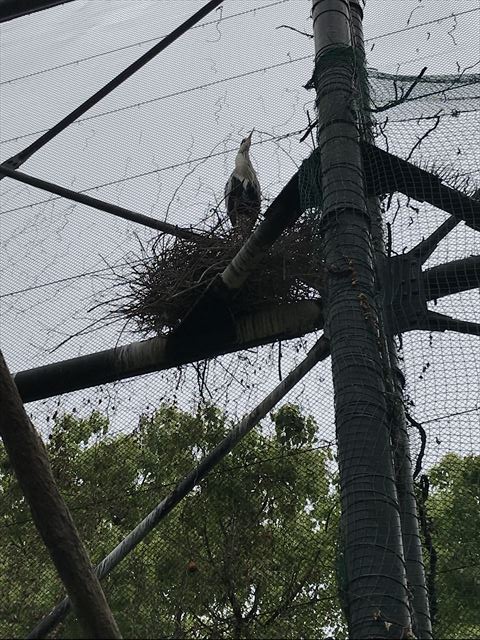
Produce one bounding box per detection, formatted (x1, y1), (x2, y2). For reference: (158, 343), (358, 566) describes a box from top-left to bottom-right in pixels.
(235, 150), (251, 176)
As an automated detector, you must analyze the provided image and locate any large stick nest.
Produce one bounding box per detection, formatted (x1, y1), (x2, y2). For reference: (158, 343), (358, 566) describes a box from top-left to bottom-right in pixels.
(111, 222), (320, 337)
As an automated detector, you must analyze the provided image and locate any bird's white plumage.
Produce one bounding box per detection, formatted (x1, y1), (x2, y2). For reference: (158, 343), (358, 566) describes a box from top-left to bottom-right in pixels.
(225, 131), (261, 236)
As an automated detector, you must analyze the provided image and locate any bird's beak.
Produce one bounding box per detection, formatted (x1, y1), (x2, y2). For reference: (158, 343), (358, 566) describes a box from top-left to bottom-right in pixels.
(244, 130), (253, 148)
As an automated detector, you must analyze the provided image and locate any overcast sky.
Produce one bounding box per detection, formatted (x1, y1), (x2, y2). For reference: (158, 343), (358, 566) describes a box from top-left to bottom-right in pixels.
(0, 0), (478, 466)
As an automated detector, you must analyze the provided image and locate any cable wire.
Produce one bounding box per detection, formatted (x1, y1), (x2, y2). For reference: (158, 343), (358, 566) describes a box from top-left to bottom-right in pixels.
(0, 57), (311, 145)
(1, 5), (476, 86)
(0, 0), (292, 85)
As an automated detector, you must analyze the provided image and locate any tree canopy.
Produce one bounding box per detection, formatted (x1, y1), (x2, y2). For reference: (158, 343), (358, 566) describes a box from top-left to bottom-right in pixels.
(0, 403), (343, 638)
(0, 404), (478, 638)
(423, 453), (480, 639)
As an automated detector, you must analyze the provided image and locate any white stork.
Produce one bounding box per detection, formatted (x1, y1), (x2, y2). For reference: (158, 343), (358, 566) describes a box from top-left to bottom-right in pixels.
(225, 130), (261, 237)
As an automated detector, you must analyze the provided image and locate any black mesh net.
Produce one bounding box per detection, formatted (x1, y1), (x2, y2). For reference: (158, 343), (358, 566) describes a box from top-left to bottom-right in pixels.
(0, 1), (479, 638)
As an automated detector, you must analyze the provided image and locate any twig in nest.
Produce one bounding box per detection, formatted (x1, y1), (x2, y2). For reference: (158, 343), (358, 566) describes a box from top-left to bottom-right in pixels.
(108, 221), (319, 337)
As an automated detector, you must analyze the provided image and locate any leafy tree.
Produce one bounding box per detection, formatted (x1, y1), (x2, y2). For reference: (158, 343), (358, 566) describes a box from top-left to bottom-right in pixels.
(424, 453), (480, 639)
(0, 404), (344, 638)
(1, 403), (478, 638)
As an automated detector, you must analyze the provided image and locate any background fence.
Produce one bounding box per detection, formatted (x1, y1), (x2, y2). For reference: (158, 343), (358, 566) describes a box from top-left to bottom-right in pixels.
(0, 1), (479, 637)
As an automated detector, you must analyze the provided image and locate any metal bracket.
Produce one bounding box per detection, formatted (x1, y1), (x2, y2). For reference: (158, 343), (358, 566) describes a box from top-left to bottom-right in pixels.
(382, 253), (429, 335)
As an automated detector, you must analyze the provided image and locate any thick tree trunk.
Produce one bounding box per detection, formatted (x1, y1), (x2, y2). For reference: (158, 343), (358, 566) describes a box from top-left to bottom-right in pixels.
(311, 1), (411, 636)
(0, 351), (121, 639)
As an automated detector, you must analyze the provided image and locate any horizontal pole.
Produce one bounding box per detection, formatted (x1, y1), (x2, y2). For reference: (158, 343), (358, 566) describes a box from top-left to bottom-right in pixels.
(13, 249), (478, 404)
(1, 0), (224, 171)
(424, 311), (480, 336)
(424, 255), (480, 300)
(0, 165), (205, 241)
(14, 301), (324, 403)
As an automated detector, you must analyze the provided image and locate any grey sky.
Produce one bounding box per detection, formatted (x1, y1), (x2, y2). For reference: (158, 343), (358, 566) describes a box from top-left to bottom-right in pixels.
(0, 0), (478, 467)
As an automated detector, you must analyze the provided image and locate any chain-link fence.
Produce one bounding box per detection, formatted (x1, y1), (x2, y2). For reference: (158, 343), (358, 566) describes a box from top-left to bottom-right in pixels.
(0, 1), (479, 638)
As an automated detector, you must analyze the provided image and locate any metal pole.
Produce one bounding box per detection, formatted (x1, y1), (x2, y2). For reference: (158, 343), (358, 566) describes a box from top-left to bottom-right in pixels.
(14, 301), (324, 402)
(0, 165), (205, 241)
(349, 3), (433, 636)
(0, 0), (225, 173)
(311, 1), (411, 636)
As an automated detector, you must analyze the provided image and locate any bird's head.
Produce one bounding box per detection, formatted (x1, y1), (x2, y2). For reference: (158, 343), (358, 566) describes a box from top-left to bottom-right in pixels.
(239, 130), (254, 154)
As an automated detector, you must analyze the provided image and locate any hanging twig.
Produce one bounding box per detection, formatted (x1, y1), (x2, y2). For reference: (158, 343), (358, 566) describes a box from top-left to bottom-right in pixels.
(405, 410), (427, 479)
(368, 67), (427, 113)
(275, 25), (313, 39)
(405, 112), (441, 162)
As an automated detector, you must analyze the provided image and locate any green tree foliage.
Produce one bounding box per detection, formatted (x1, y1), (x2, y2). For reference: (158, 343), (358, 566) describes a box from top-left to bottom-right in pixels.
(0, 404), (343, 638)
(425, 453), (480, 639)
(2, 404), (476, 639)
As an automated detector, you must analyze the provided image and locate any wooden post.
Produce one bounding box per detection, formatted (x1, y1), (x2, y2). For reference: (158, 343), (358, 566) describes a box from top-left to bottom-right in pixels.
(0, 350), (122, 639)
(311, 0), (412, 636)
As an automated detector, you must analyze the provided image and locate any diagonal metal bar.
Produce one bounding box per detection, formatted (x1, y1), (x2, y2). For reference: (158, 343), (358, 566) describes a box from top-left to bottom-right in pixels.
(363, 143), (480, 232)
(409, 216), (459, 264)
(0, 0), (225, 174)
(27, 335), (330, 639)
(0, 0), (75, 22)
(0, 165), (205, 241)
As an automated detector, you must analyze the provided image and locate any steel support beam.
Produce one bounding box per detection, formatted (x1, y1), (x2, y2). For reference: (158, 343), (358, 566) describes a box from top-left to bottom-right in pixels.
(0, 165), (205, 241)
(0, 0), (74, 23)
(350, 3), (432, 636)
(14, 301), (324, 403)
(312, 0), (411, 636)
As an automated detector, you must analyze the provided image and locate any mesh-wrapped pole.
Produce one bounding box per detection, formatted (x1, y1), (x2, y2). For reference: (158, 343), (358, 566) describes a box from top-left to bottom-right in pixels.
(349, 2), (433, 637)
(311, 1), (411, 637)
(28, 336), (330, 638)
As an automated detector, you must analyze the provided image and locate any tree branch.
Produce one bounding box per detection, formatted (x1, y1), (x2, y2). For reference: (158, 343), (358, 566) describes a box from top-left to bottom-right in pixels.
(369, 67), (427, 113)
